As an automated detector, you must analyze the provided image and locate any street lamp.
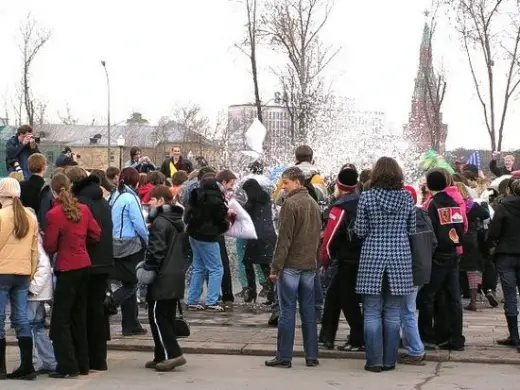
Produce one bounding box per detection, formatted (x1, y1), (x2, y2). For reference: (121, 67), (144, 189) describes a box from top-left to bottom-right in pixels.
(101, 61), (111, 167)
(117, 135), (125, 169)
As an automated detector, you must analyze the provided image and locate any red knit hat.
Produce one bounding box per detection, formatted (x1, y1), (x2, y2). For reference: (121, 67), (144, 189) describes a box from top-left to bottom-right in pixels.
(336, 168), (358, 192)
(404, 185), (417, 205)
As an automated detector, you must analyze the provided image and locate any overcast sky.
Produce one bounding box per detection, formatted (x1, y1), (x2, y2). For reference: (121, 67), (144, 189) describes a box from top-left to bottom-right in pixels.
(1, 0), (519, 151)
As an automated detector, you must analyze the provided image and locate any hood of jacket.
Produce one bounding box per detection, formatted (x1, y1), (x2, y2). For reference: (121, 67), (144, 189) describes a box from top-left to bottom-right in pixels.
(374, 188), (411, 215)
(72, 175), (103, 201)
(295, 161), (320, 180)
(444, 186), (464, 206)
(149, 204), (185, 231)
(502, 196), (520, 217)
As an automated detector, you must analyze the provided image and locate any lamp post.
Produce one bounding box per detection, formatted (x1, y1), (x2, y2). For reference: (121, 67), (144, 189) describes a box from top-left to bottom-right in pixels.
(117, 135), (125, 170)
(101, 61), (111, 167)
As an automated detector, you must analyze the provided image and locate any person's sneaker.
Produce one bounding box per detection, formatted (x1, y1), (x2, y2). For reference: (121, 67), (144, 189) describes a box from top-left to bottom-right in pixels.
(496, 337), (518, 346)
(186, 304), (205, 311)
(48, 371), (79, 379)
(265, 358), (291, 368)
(319, 341), (334, 350)
(364, 365), (382, 373)
(144, 361), (156, 369)
(423, 342), (438, 351)
(305, 359), (319, 367)
(486, 290), (499, 308)
(122, 328), (147, 337)
(155, 356), (187, 372)
(382, 366), (395, 371)
(398, 353), (426, 365)
(205, 304), (225, 312)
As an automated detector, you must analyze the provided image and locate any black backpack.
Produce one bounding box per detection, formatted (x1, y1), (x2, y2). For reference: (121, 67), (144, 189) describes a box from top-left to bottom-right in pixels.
(304, 174), (319, 202)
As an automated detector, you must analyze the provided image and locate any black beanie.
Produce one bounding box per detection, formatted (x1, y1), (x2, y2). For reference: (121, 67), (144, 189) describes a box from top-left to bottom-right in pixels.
(337, 168), (358, 192)
(426, 171), (448, 192)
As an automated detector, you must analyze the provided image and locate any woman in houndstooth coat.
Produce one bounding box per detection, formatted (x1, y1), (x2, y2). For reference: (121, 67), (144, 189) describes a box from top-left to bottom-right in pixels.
(354, 157), (416, 372)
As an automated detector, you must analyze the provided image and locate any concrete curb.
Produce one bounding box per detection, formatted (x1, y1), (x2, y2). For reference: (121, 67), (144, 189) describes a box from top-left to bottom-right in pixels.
(8, 339), (520, 365)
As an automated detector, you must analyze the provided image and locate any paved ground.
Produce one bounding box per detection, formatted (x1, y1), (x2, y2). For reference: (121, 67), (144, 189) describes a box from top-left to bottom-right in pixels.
(5, 292), (520, 364)
(4, 350), (520, 390)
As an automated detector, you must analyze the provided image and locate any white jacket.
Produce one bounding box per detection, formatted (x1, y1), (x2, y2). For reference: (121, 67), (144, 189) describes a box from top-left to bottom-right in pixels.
(28, 235), (53, 302)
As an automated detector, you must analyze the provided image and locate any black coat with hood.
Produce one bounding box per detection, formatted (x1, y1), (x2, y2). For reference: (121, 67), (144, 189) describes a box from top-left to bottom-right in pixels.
(184, 178), (229, 242)
(242, 178), (277, 265)
(72, 175), (114, 274)
(143, 204), (189, 301)
(488, 196), (520, 256)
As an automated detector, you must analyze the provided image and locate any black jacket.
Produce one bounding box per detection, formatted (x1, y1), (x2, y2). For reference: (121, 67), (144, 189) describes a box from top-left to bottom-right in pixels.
(460, 201), (490, 271)
(490, 159), (520, 178)
(55, 153), (78, 168)
(20, 175), (45, 213)
(242, 179), (277, 265)
(160, 156), (194, 177)
(427, 192), (465, 258)
(488, 196), (520, 256)
(326, 192), (363, 266)
(72, 175), (114, 274)
(144, 204), (189, 301)
(37, 184), (53, 231)
(184, 179), (229, 242)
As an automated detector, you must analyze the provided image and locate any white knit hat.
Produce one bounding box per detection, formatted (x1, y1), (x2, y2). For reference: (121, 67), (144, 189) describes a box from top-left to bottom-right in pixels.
(0, 178), (21, 198)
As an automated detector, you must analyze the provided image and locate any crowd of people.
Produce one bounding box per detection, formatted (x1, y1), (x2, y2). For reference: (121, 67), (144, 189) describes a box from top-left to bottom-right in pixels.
(1, 123), (520, 380)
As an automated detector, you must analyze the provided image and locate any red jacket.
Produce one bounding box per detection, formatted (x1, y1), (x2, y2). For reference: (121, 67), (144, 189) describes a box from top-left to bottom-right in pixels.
(137, 183), (154, 204)
(43, 200), (101, 272)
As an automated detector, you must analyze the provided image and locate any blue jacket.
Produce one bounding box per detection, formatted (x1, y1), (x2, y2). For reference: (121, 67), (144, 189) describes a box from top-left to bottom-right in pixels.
(109, 185), (149, 243)
(5, 135), (39, 179)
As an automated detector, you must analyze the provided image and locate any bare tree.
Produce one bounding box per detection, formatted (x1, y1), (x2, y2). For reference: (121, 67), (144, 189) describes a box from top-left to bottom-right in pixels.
(421, 7), (448, 152)
(11, 87), (24, 127)
(172, 103), (211, 156)
(447, 0), (520, 151)
(235, 0), (264, 123)
(19, 14), (51, 127)
(34, 100), (48, 127)
(262, 0), (340, 143)
(58, 103), (78, 125)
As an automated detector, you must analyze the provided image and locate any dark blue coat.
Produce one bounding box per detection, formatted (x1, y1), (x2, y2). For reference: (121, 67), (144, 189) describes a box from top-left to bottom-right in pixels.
(354, 188), (416, 296)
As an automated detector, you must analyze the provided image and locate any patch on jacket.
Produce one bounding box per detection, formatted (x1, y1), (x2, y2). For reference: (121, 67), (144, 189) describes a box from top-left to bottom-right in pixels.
(438, 207), (463, 225)
(448, 228), (459, 244)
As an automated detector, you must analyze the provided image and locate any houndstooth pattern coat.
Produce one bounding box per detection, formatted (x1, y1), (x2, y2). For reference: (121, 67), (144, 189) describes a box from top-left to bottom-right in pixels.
(354, 188), (416, 296)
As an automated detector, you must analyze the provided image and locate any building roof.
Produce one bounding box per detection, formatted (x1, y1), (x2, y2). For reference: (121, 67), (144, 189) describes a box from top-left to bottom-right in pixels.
(35, 124), (213, 148)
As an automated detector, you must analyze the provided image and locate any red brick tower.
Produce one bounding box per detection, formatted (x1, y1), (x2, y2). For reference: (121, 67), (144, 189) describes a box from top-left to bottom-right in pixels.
(404, 13), (448, 154)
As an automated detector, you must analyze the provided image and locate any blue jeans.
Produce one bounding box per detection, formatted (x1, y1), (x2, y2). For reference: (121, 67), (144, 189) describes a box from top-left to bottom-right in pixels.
(271, 269), (323, 316)
(0, 274), (31, 339)
(363, 292), (403, 368)
(495, 255), (520, 317)
(187, 237), (223, 306)
(27, 301), (56, 370)
(276, 268), (318, 361)
(400, 288), (424, 356)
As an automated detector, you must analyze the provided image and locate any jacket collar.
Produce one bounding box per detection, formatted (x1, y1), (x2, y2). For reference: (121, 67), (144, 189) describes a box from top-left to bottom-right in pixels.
(286, 187), (308, 198)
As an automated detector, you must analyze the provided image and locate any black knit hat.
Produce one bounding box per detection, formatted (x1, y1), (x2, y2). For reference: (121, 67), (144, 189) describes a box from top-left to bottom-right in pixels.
(337, 168), (358, 192)
(426, 171), (448, 192)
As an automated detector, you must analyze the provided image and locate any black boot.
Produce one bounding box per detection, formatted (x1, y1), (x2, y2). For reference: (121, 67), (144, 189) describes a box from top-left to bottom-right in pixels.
(6, 337), (36, 380)
(0, 338), (6, 380)
(497, 316), (520, 348)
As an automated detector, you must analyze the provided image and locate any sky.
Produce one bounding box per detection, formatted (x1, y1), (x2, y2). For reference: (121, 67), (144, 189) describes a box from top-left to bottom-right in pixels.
(0, 0), (519, 151)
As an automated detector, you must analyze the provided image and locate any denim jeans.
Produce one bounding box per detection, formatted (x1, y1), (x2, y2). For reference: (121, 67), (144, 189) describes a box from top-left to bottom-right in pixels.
(27, 301), (56, 370)
(112, 281), (141, 333)
(400, 287), (424, 357)
(276, 268), (318, 362)
(271, 268), (323, 316)
(363, 292), (403, 368)
(495, 255), (520, 316)
(187, 237), (223, 306)
(0, 274), (31, 339)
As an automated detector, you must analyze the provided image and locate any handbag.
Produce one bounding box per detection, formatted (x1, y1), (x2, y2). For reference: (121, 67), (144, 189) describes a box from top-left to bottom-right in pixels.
(174, 301), (191, 338)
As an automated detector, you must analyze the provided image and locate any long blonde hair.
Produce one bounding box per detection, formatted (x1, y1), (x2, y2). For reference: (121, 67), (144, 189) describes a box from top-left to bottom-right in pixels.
(51, 174), (82, 223)
(12, 197), (29, 239)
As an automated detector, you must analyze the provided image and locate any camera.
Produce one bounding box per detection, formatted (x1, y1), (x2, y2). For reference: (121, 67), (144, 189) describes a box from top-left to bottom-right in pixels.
(34, 136), (41, 144)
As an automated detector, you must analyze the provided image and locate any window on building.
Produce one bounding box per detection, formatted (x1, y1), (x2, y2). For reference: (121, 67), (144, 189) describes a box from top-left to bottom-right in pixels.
(46, 151), (55, 164)
(110, 150), (115, 162)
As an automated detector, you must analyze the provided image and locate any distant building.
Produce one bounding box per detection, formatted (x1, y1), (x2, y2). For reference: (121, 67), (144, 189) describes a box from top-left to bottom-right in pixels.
(32, 123), (219, 170)
(227, 104), (293, 167)
(404, 14), (448, 154)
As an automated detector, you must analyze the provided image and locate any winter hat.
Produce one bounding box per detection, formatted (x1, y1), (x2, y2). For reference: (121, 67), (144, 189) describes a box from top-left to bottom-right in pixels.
(404, 185), (417, 205)
(336, 168), (358, 192)
(426, 171), (448, 192)
(0, 178), (21, 198)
